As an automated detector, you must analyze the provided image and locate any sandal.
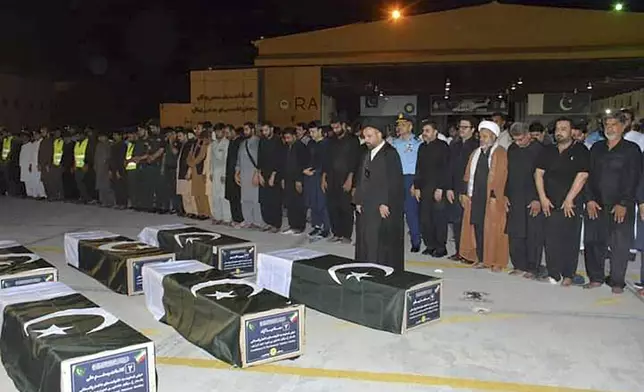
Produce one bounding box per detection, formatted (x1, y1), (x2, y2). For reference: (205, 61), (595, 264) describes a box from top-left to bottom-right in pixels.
(472, 263), (487, 269)
(523, 272), (535, 279)
(508, 269), (524, 276)
(491, 266), (503, 273)
(561, 278), (573, 287)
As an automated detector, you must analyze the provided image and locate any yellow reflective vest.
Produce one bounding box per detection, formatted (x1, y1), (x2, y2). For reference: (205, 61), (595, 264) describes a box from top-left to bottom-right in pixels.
(74, 139), (89, 168)
(1, 136), (13, 160)
(125, 143), (136, 171)
(53, 138), (64, 166)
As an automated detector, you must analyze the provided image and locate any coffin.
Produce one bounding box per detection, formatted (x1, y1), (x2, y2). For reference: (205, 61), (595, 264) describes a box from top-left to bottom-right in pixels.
(0, 282), (156, 392)
(64, 231), (175, 295)
(257, 248), (442, 334)
(138, 224), (256, 277)
(142, 260), (304, 367)
(0, 240), (58, 289)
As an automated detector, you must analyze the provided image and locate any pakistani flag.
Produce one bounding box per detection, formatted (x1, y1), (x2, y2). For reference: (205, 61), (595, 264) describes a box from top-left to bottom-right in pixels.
(138, 224), (256, 277)
(0, 282), (156, 392)
(257, 249), (442, 334)
(64, 231), (175, 295)
(0, 240), (57, 289)
(142, 259), (303, 368)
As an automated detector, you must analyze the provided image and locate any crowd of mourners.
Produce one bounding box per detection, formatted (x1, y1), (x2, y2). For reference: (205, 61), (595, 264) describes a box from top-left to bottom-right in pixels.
(1, 108), (644, 295)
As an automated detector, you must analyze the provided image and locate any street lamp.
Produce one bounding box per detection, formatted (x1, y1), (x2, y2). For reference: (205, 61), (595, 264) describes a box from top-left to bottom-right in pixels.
(391, 9), (402, 20)
(614, 3), (624, 12)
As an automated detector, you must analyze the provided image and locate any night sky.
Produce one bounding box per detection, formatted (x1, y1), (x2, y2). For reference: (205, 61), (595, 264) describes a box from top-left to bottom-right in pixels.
(0, 0), (639, 125)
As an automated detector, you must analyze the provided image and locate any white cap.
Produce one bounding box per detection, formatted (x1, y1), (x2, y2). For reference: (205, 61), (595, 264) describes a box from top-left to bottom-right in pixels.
(478, 120), (500, 137)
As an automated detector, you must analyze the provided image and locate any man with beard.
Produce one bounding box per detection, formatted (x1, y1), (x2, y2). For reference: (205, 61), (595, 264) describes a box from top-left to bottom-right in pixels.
(109, 130), (128, 209)
(130, 124), (150, 210)
(176, 128), (197, 217)
(280, 127), (308, 234)
(73, 129), (93, 203)
(187, 123), (211, 220)
(37, 126), (54, 200)
(26, 129), (46, 199)
(61, 129), (77, 200)
(505, 122), (544, 279)
(146, 121), (166, 212)
(492, 112), (512, 149)
(414, 119), (450, 257)
(459, 121), (509, 272)
(93, 131), (114, 207)
(583, 111), (641, 294)
(209, 123), (231, 225)
(46, 128), (64, 201)
(391, 113), (423, 253)
(295, 122), (311, 146)
(257, 122), (284, 232)
(236, 123), (263, 228)
(322, 117), (361, 243)
(159, 128), (180, 214)
(354, 124), (404, 270)
(304, 121), (331, 239)
(226, 125), (244, 224)
(1, 129), (21, 197)
(447, 117), (479, 262)
(529, 121), (553, 146)
(535, 117), (590, 286)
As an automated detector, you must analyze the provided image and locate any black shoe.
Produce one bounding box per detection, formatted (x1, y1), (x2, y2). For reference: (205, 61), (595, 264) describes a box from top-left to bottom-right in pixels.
(431, 248), (448, 258)
(410, 246), (421, 253)
(308, 227), (321, 237)
(422, 248), (434, 255)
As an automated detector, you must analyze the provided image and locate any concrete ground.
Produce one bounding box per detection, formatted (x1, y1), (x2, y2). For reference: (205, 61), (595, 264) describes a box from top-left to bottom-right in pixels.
(1, 197), (643, 392)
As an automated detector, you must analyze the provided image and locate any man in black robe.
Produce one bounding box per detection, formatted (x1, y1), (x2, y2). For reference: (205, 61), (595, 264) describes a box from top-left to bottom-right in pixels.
(280, 127), (308, 234)
(584, 111), (641, 294)
(447, 117), (479, 261)
(109, 130), (128, 209)
(258, 122), (284, 232)
(414, 119), (450, 257)
(505, 122), (544, 279)
(322, 117), (361, 244)
(225, 125), (244, 224)
(535, 117), (590, 286)
(354, 124), (405, 271)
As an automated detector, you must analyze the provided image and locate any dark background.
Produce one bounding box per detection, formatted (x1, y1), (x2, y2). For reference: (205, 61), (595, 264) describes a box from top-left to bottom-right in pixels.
(0, 0), (639, 126)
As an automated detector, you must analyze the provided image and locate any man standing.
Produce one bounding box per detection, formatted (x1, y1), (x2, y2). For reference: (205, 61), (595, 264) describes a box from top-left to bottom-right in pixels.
(258, 122), (284, 232)
(74, 130), (92, 203)
(37, 127), (54, 201)
(146, 121), (166, 212)
(505, 123), (544, 279)
(176, 128), (196, 217)
(391, 113), (423, 253)
(492, 112), (512, 149)
(323, 117), (360, 244)
(94, 131), (114, 207)
(459, 121), (509, 272)
(529, 122), (553, 146)
(447, 117), (479, 261)
(159, 128), (180, 214)
(47, 128), (65, 201)
(236, 123), (263, 228)
(226, 125), (244, 224)
(354, 124), (404, 270)
(281, 127), (307, 234)
(414, 120), (450, 257)
(28, 130), (46, 199)
(583, 112), (641, 294)
(535, 117), (590, 286)
(61, 129), (77, 200)
(109, 130), (128, 209)
(304, 121), (331, 239)
(209, 123), (231, 224)
(187, 125), (211, 220)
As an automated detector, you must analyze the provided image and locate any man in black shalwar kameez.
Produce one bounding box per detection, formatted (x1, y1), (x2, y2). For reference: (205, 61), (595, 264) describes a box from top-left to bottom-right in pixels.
(258, 122), (284, 232)
(281, 127), (308, 234)
(354, 124), (405, 271)
(505, 122), (544, 279)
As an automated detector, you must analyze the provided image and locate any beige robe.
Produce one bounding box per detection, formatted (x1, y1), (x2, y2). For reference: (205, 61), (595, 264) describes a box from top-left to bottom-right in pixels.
(459, 146), (509, 268)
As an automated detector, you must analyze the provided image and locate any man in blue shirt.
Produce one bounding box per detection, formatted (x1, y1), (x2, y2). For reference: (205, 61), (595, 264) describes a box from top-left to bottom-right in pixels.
(391, 113), (423, 252)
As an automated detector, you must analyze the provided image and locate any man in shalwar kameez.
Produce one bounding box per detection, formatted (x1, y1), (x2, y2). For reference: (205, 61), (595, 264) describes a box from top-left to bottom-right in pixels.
(459, 121), (509, 272)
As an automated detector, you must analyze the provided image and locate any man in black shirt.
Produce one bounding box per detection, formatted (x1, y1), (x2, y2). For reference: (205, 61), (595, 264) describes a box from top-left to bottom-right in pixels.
(505, 123), (544, 279)
(447, 117), (479, 261)
(258, 122), (284, 232)
(280, 127), (308, 234)
(414, 120), (450, 257)
(109, 130), (127, 209)
(584, 111), (641, 294)
(304, 121), (331, 239)
(225, 125), (243, 224)
(159, 128), (180, 214)
(535, 117), (590, 286)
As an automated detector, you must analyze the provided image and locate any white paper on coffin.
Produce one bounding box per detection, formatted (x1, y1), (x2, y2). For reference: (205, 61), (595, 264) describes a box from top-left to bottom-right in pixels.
(0, 282), (76, 338)
(0, 241), (20, 250)
(137, 224), (192, 248)
(142, 260), (213, 320)
(257, 248), (326, 298)
(64, 231), (120, 268)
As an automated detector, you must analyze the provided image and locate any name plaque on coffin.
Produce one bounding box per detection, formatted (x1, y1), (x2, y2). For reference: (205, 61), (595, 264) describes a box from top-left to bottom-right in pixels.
(142, 260), (304, 367)
(138, 224), (257, 277)
(257, 249), (442, 334)
(64, 231), (176, 295)
(0, 282), (156, 392)
(0, 240), (58, 290)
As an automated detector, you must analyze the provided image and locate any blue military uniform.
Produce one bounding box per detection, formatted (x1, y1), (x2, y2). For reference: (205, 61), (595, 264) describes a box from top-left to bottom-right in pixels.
(391, 113), (422, 250)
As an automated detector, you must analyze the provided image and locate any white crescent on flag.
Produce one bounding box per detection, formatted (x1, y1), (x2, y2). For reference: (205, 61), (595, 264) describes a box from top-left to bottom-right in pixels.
(0, 253), (40, 266)
(98, 241), (156, 253)
(190, 278), (263, 299)
(23, 307), (119, 339)
(173, 232), (222, 248)
(327, 263), (394, 285)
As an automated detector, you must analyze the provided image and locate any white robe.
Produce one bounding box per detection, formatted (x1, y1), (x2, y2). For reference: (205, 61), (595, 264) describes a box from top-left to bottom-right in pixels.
(209, 137), (230, 221)
(20, 140), (46, 198)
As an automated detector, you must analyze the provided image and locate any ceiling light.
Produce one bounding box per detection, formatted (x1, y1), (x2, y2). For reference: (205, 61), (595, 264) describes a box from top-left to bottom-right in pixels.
(586, 82), (593, 90)
(517, 78), (523, 85)
(510, 84), (517, 91)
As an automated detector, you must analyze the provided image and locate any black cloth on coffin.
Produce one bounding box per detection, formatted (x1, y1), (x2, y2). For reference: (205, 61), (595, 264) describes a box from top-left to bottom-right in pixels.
(290, 255), (438, 333)
(78, 236), (171, 294)
(0, 245), (53, 276)
(157, 227), (247, 266)
(0, 293), (149, 392)
(161, 269), (294, 367)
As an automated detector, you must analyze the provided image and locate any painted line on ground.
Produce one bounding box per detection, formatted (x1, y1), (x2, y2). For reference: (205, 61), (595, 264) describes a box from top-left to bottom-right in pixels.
(156, 356), (602, 392)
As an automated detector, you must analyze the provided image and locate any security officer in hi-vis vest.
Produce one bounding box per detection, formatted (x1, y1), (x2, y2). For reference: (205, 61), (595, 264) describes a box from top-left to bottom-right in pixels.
(146, 120), (166, 213)
(73, 129), (92, 203)
(40, 127), (64, 201)
(124, 128), (139, 208)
